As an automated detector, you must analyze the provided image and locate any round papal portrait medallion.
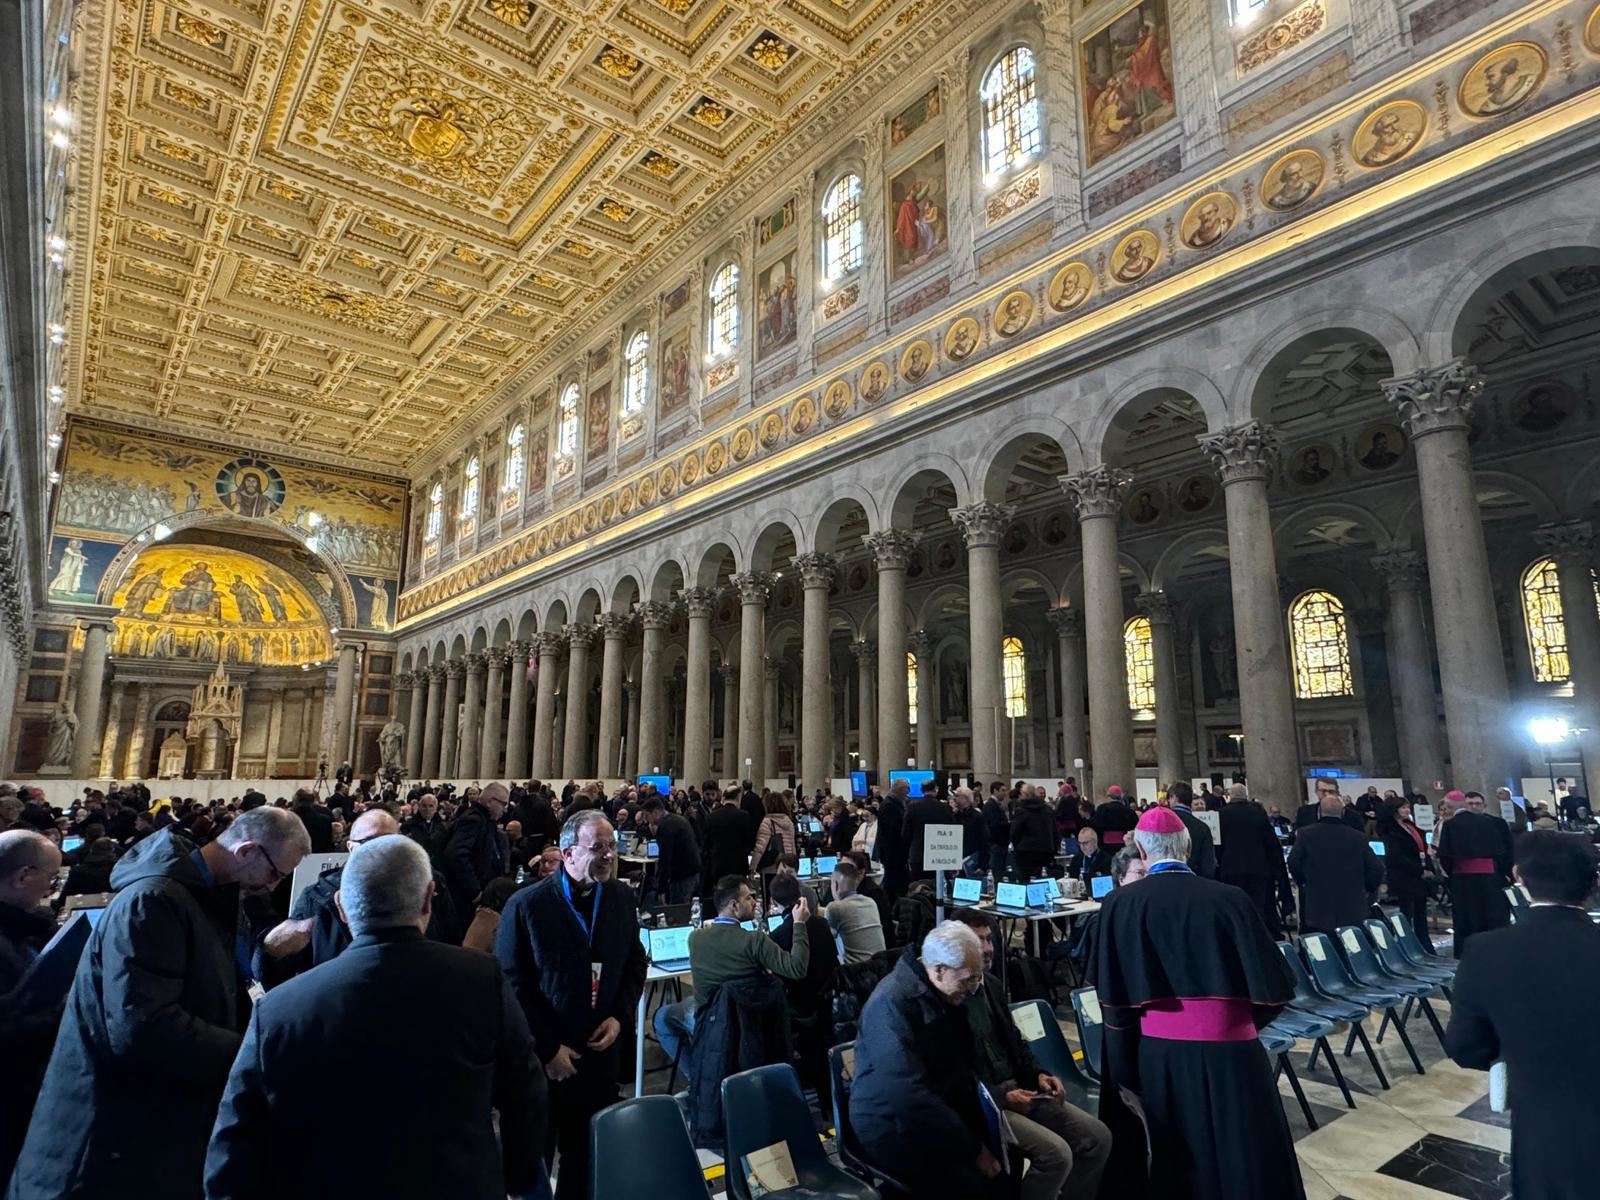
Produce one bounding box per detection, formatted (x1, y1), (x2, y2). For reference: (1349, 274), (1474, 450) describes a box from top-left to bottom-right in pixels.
(1458, 42), (1546, 119)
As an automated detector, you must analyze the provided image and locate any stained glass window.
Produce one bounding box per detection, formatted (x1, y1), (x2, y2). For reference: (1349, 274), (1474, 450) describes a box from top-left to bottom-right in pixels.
(460, 456), (480, 518)
(981, 47), (1041, 178)
(1289, 590), (1355, 699)
(1125, 617), (1156, 712)
(504, 424), (526, 494)
(822, 174), (863, 279)
(557, 383), (580, 459)
(1523, 557), (1570, 683)
(623, 331), (650, 415)
(907, 651), (919, 726)
(425, 482), (443, 542)
(708, 262), (740, 356)
(1003, 635), (1028, 718)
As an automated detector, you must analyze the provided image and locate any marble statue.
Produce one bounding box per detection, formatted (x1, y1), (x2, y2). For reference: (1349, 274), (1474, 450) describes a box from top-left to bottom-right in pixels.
(378, 717), (405, 770)
(44, 701), (78, 767)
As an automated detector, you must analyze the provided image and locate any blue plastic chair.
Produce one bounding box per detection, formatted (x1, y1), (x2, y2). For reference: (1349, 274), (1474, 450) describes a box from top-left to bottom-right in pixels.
(829, 1043), (911, 1196)
(1386, 912), (1456, 977)
(1009, 999), (1098, 1109)
(1364, 919), (1454, 991)
(722, 1064), (878, 1200)
(1282, 939), (1389, 1089)
(1336, 925), (1441, 1063)
(1260, 1026), (1318, 1130)
(589, 1096), (710, 1200)
(1266, 1007), (1354, 1110)
(1069, 987), (1104, 1082)
(1303, 931), (1423, 1076)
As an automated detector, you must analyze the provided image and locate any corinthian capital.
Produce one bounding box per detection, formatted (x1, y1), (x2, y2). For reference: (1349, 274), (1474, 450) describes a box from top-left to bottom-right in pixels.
(1382, 358), (1484, 439)
(681, 586), (718, 618)
(638, 600), (675, 631)
(484, 647), (508, 670)
(949, 501), (1016, 548)
(1060, 466), (1133, 519)
(1533, 520), (1596, 565)
(1197, 421), (1279, 486)
(850, 639), (877, 667)
(446, 657), (466, 679)
(599, 612), (633, 640)
(534, 631), (566, 657)
(507, 639), (532, 663)
(791, 553), (837, 589)
(731, 570), (776, 606)
(862, 530), (920, 570)
(1371, 551), (1427, 591)
(1046, 606), (1083, 637)
(1134, 591), (1176, 625)
(429, 663), (448, 683)
(565, 623), (599, 651)
(908, 630), (932, 658)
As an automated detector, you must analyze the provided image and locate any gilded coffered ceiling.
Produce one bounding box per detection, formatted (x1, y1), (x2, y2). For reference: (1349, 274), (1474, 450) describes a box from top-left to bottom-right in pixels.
(63, 0), (987, 470)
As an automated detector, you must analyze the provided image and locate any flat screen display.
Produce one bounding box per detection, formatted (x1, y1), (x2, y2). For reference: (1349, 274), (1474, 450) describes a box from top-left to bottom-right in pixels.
(1369, 840), (1386, 856)
(995, 882), (1028, 909)
(638, 774), (672, 793)
(815, 855), (838, 875)
(796, 858), (813, 877)
(850, 771), (868, 798)
(888, 769), (936, 792)
(647, 926), (691, 963)
(952, 877), (982, 902)
(1026, 881), (1054, 908)
(1091, 875), (1115, 900)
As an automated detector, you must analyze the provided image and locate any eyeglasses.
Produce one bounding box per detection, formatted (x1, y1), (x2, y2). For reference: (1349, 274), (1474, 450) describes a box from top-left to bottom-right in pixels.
(257, 843), (286, 884)
(579, 840), (617, 855)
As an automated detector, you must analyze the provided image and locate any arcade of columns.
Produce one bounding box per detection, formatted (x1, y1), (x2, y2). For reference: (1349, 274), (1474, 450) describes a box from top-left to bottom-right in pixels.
(396, 358), (1544, 802)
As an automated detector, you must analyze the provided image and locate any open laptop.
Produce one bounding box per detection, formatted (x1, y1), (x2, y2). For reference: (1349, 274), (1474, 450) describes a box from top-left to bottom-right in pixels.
(1369, 840), (1386, 856)
(807, 817), (824, 834)
(646, 840), (660, 858)
(815, 855), (838, 876)
(950, 876), (983, 905)
(993, 882), (1030, 913)
(1025, 880), (1056, 910)
(1090, 874), (1115, 900)
(796, 858), (814, 878)
(646, 926), (693, 972)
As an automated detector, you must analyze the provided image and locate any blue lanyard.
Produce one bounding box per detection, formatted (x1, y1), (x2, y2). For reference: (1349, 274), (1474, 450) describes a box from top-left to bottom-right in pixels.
(1148, 861), (1193, 875)
(560, 873), (603, 945)
(711, 916), (741, 927)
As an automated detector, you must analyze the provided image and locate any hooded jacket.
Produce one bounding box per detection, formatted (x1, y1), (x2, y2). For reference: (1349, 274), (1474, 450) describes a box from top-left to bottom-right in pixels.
(8, 828), (245, 1200)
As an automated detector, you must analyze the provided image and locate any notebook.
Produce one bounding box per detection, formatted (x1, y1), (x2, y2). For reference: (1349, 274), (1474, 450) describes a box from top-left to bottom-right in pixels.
(1091, 875), (1115, 900)
(796, 858), (814, 878)
(647, 926), (692, 970)
(815, 855), (838, 875)
(951, 876), (982, 903)
(995, 882), (1028, 910)
(1025, 880), (1054, 909)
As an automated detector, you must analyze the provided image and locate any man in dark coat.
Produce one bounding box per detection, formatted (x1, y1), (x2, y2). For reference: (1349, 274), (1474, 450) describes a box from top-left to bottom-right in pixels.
(9, 810), (310, 1200)
(0, 832), (64, 1188)
(291, 788), (335, 854)
(1163, 783), (1216, 879)
(1064, 827), (1113, 884)
(1010, 785), (1058, 881)
(1436, 789), (1513, 957)
(1092, 807), (1303, 1200)
(850, 923), (1006, 1198)
(904, 781), (952, 879)
(982, 784), (1012, 880)
(206, 836), (545, 1200)
(702, 788), (755, 893)
(875, 779), (911, 901)
(1288, 793), (1384, 935)
(496, 811), (646, 1200)
(1088, 787), (1138, 853)
(638, 795), (701, 904)
(441, 789), (508, 915)
(740, 781), (766, 832)
(401, 791), (446, 859)
(1446, 830), (1600, 1199)
(1217, 783), (1290, 936)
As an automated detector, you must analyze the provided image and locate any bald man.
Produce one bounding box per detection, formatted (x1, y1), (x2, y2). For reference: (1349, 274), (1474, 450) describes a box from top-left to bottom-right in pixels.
(261, 811), (457, 984)
(1, 830), (63, 1185)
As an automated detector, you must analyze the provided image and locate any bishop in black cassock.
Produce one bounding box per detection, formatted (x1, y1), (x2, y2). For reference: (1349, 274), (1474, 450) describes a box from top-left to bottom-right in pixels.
(1436, 789), (1513, 958)
(1090, 805), (1304, 1200)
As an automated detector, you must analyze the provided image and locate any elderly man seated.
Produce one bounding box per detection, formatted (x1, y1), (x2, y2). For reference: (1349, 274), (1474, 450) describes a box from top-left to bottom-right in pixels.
(849, 921), (1007, 1198)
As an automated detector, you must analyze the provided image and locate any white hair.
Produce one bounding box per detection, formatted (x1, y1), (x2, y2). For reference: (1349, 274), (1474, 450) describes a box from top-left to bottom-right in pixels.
(218, 806), (311, 857)
(1134, 827), (1192, 864)
(921, 920), (982, 970)
(340, 835), (432, 935)
(560, 809), (613, 850)
(953, 786), (973, 805)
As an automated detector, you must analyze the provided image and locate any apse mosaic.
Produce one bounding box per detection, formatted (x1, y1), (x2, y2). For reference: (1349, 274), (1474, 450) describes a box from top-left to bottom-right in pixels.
(108, 546), (332, 667)
(51, 422), (406, 604)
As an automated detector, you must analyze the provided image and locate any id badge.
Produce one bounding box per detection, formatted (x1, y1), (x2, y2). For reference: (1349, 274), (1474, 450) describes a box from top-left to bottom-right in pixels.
(590, 961), (602, 1009)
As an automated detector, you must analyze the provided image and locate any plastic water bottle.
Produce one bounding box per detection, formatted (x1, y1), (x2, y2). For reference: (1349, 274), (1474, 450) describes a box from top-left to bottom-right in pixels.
(515, 865), (527, 885)
(984, 870), (995, 895)
(657, 913), (667, 929)
(1059, 837), (1069, 857)
(690, 897), (702, 929)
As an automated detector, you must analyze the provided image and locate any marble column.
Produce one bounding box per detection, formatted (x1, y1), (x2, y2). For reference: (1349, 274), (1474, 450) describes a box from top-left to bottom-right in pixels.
(99, 681), (127, 779)
(1373, 552), (1447, 798)
(439, 659), (464, 778)
(1048, 607), (1088, 785)
(1137, 591), (1184, 788)
(865, 530), (919, 775)
(479, 648), (507, 778)
(265, 688), (285, 778)
(683, 588), (717, 785)
(422, 665), (445, 777)
(951, 503), (1014, 781)
(72, 621), (112, 779)
(459, 653), (486, 780)
(406, 669), (427, 778)
(531, 633), (563, 778)
(1036, 0), (1085, 235)
(563, 625), (597, 779)
(552, 693), (567, 775)
(595, 614), (631, 777)
(861, 126), (888, 334)
(503, 641), (531, 780)
(327, 640), (360, 770)
(763, 659), (781, 781)
(624, 678), (641, 778)
(852, 640), (877, 772)
(719, 664), (740, 779)
(297, 687), (316, 777)
(910, 630), (937, 767)
(123, 685), (151, 779)
(794, 556), (835, 794)
(733, 572), (774, 784)
(636, 601), (672, 774)
(1383, 361), (1511, 793)
(1062, 469), (1137, 794)
(1535, 521), (1600, 776)
(1198, 422), (1302, 805)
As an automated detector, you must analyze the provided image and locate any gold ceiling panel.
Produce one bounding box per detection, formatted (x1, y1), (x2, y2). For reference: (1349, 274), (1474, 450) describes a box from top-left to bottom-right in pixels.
(63, 0), (987, 471)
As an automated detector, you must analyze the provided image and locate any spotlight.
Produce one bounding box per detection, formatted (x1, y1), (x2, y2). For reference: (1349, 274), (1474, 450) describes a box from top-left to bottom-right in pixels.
(1530, 716), (1571, 745)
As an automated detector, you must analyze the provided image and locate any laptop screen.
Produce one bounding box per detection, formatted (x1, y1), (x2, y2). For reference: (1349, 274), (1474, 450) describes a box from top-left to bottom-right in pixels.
(1091, 875), (1115, 900)
(1369, 840), (1386, 856)
(647, 841), (660, 858)
(768, 914), (784, 932)
(648, 927), (692, 963)
(952, 877), (981, 902)
(995, 882), (1028, 909)
(807, 818), (823, 834)
(797, 858), (814, 877)
(815, 855), (838, 875)
(1026, 881), (1054, 908)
